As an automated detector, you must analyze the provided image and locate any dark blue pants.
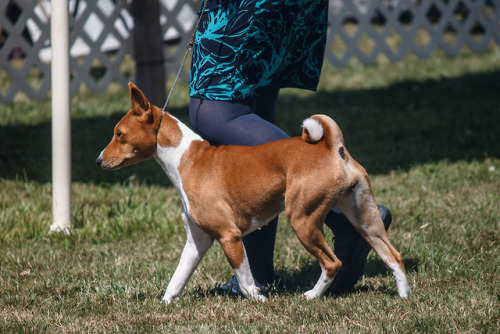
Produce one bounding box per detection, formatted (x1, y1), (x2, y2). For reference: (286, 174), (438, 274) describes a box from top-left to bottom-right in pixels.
(189, 81), (287, 283)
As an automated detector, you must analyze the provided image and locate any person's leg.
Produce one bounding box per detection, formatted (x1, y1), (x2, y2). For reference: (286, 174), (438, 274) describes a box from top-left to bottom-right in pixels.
(253, 80), (281, 124)
(189, 84), (286, 285)
(189, 98), (287, 147)
(239, 82), (283, 284)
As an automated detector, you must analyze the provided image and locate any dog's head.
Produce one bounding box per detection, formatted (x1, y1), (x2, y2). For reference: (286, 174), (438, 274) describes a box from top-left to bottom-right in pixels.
(96, 83), (162, 170)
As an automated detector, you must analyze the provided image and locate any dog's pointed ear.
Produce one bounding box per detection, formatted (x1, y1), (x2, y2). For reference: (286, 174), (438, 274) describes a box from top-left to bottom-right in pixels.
(129, 82), (149, 110)
(128, 82), (154, 123)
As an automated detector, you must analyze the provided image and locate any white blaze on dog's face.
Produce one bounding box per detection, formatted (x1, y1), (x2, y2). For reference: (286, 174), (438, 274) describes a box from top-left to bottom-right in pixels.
(97, 83), (161, 170)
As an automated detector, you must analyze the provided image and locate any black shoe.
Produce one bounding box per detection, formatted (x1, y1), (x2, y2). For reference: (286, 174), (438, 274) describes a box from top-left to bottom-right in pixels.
(214, 276), (248, 296)
(326, 205), (392, 294)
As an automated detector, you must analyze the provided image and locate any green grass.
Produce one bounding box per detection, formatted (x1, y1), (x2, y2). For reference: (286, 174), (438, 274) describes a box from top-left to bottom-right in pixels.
(1, 44), (499, 332)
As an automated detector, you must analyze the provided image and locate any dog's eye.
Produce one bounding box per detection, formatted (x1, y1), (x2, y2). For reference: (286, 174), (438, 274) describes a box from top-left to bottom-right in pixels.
(116, 132), (122, 138)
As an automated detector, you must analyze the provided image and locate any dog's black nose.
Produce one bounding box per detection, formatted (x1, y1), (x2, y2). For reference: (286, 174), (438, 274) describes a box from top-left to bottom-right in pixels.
(95, 157), (102, 166)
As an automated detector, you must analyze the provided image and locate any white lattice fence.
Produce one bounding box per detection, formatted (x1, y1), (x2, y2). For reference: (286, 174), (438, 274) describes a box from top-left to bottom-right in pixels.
(0, 0), (137, 103)
(0, 0), (499, 104)
(327, 0), (500, 66)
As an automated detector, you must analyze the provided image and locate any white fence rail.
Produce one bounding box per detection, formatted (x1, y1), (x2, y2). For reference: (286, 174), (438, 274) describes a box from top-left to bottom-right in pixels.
(0, 0), (499, 103)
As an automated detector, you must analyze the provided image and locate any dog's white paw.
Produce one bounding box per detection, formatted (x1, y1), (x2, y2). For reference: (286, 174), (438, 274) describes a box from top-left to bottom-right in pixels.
(253, 293), (267, 302)
(240, 284), (266, 302)
(303, 290), (319, 301)
(391, 265), (411, 298)
(162, 293), (179, 305)
(397, 281), (411, 298)
(245, 289), (267, 302)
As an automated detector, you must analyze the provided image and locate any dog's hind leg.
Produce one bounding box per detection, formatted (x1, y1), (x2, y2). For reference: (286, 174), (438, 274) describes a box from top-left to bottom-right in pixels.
(287, 210), (343, 300)
(337, 177), (411, 297)
(163, 211), (214, 304)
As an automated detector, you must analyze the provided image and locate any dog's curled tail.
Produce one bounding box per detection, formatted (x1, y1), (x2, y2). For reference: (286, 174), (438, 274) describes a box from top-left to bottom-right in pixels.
(301, 114), (345, 150)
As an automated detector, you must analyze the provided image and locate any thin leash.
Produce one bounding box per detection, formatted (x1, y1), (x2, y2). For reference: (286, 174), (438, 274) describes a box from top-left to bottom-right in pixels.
(162, 0), (208, 113)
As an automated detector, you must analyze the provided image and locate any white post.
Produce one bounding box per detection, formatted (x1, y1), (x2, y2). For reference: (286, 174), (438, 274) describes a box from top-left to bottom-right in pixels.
(49, 0), (71, 234)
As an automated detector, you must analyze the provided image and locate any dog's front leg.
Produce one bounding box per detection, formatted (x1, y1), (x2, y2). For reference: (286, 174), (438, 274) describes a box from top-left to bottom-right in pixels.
(233, 252), (267, 302)
(219, 232), (266, 302)
(163, 212), (214, 304)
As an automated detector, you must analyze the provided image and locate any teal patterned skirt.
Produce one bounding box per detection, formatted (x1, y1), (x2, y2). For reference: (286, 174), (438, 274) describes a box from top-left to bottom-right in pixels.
(189, 0), (329, 101)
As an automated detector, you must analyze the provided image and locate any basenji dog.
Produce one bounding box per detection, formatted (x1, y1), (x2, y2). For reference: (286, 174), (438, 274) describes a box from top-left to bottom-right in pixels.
(96, 83), (411, 303)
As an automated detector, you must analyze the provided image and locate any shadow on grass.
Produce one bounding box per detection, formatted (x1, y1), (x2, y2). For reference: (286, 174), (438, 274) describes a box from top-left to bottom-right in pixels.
(277, 70), (500, 174)
(0, 105), (191, 185)
(0, 71), (499, 183)
(189, 256), (419, 300)
(277, 256), (418, 295)
(365, 257), (419, 277)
